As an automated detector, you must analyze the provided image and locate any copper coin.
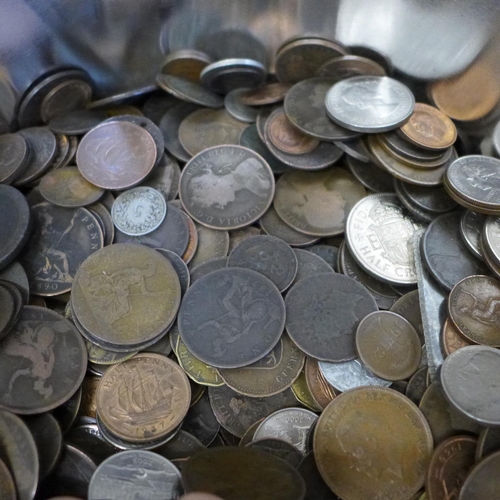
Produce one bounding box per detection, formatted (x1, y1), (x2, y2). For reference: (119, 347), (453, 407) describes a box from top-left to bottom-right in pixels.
(304, 357), (337, 410)
(356, 311), (422, 381)
(39, 167), (104, 207)
(458, 450), (500, 499)
(426, 435), (476, 500)
(442, 317), (472, 356)
(161, 49), (213, 81)
(399, 103), (457, 150)
(448, 275), (500, 346)
(188, 224), (229, 270)
(240, 83), (292, 106)
(77, 121), (157, 190)
(40, 79), (92, 123)
(317, 54), (387, 80)
(96, 353), (191, 443)
(267, 108), (319, 154)
(314, 386), (433, 500)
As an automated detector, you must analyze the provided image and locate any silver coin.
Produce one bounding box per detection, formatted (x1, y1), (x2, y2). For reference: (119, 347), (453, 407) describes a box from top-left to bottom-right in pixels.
(398, 181), (457, 214)
(334, 136), (373, 163)
(224, 88), (259, 123)
(88, 450), (182, 500)
(483, 216), (500, 267)
(318, 359), (391, 392)
(179, 145), (274, 230)
(253, 408), (318, 454)
(325, 76), (415, 133)
(156, 74), (223, 108)
(346, 194), (424, 285)
(394, 178), (436, 223)
(156, 248), (190, 295)
(292, 248), (334, 285)
(460, 210), (486, 261)
(441, 345), (500, 426)
(112, 187), (167, 236)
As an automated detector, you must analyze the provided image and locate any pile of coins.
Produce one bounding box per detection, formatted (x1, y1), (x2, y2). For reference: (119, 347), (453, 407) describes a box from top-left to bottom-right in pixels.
(0, 30), (500, 500)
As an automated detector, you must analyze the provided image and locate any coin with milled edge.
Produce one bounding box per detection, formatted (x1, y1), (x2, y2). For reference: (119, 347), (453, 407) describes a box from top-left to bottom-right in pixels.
(240, 83), (292, 105)
(40, 79), (92, 123)
(157, 74), (223, 108)
(180, 145), (274, 230)
(179, 267), (285, 369)
(317, 54), (387, 80)
(0, 134), (30, 184)
(325, 76), (415, 133)
(459, 211), (485, 261)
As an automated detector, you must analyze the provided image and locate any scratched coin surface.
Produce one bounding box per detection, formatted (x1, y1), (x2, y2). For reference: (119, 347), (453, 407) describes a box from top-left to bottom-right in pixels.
(227, 235), (298, 292)
(274, 168), (366, 237)
(21, 203), (103, 296)
(77, 121), (157, 190)
(0, 306), (87, 414)
(179, 267), (285, 368)
(88, 450), (183, 500)
(72, 244), (181, 350)
(180, 145), (274, 230)
(355, 311), (422, 381)
(218, 335), (305, 397)
(285, 273), (378, 362)
(97, 353), (191, 442)
(314, 386), (433, 500)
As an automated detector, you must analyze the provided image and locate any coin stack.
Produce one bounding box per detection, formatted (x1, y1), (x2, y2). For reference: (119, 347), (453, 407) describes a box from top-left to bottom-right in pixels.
(1, 28), (500, 500)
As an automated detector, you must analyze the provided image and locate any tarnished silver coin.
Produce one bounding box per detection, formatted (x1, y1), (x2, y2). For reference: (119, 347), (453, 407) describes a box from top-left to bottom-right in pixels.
(325, 76), (415, 133)
(441, 346), (500, 426)
(254, 408), (318, 454)
(88, 450), (182, 500)
(178, 267), (285, 369)
(111, 187), (167, 236)
(346, 194), (424, 285)
(156, 74), (223, 108)
(224, 88), (259, 123)
(228, 235), (298, 292)
(49, 109), (108, 135)
(460, 211), (486, 261)
(180, 145), (274, 230)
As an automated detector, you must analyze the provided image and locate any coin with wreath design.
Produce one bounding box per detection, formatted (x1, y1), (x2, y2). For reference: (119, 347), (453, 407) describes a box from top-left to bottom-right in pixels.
(111, 187), (167, 236)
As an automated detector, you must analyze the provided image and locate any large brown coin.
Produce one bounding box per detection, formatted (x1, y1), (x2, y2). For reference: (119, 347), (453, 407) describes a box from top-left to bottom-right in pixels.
(458, 450), (500, 499)
(218, 335), (305, 397)
(72, 244), (181, 350)
(448, 275), (500, 346)
(442, 317), (472, 356)
(314, 387), (433, 500)
(426, 435), (476, 500)
(274, 168), (366, 237)
(77, 121), (157, 190)
(96, 353), (191, 443)
(355, 311), (422, 381)
(0, 306), (87, 414)
(179, 108), (248, 156)
(399, 103), (457, 151)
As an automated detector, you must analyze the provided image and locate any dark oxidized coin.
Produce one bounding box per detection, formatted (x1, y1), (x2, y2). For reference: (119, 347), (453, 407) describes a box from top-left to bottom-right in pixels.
(0, 457), (16, 500)
(182, 390), (220, 446)
(20, 203), (103, 296)
(399, 181), (457, 214)
(155, 430), (205, 460)
(0, 306), (87, 414)
(298, 452), (339, 500)
(228, 235), (298, 292)
(157, 74), (224, 108)
(390, 290), (424, 341)
(179, 268), (285, 368)
(422, 212), (488, 291)
(156, 248), (190, 295)
(285, 273), (378, 362)
(0, 260), (29, 306)
(247, 439), (302, 468)
(458, 450), (500, 499)
(346, 155), (395, 193)
(307, 245), (339, 271)
(293, 249), (334, 286)
(0, 133), (30, 184)
(48, 109), (107, 135)
(143, 154), (181, 202)
(476, 427), (500, 463)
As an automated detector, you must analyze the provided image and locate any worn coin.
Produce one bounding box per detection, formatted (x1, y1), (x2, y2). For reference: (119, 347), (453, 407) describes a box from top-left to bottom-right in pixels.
(156, 249), (190, 295)
(143, 154), (181, 201)
(346, 155), (395, 192)
(240, 83), (292, 106)
(306, 245), (338, 271)
(292, 248), (334, 285)
(182, 391), (220, 446)
(284, 78), (359, 140)
(442, 317), (472, 356)
(161, 49), (213, 81)
(228, 226), (261, 254)
(97, 353), (191, 442)
(422, 212), (487, 292)
(189, 257), (228, 283)
(383, 130), (446, 161)
(475, 427), (500, 463)
(426, 435), (476, 500)
(335, 136), (373, 162)
(49, 109), (108, 135)
(179, 267), (285, 368)
(180, 145), (274, 230)
(482, 215), (500, 266)
(314, 386), (432, 500)
(325, 76), (415, 133)
(406, 367), (429, 405)
(390, 290), (424, 340)
(40, 79), (92, 123)
(356, 311), (422, 381)
(274, 168), (366, 237)
(157, 74), (224, 108)
(224, 88), (259, 123)
(155, 429), (205, 460)
(88, 450), (182, 500)
(286, 273), (378, 362)
(180, 495), (224, 500)
(458, 450), (500, 499)
(0, 260), (29, 306)
(227, 235), (298, 292)
(317, 54), (387, 80)
(0, 133), (30, 184)
(179, 108), (248, 156)
(78, 376), (100, 420)
(0, 457), (15, 500)
(304, 357), (337, 410)
(72, 244), (181, 350)
(398, 181), (457, 214)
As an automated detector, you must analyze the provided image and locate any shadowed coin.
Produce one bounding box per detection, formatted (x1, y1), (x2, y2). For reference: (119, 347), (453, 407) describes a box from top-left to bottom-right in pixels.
(475, 427), (500, 463)
(157, 74), (224, 108)
(298, 453), (339, 500)
(292, 249), (334, 286)
(155, 430), (205, 460)
(48, 109), (107, 135)
(458, 450), (500, 499)
(156, 248), (190, 295)
(161, 49), (212, 81)
(182, 391), (220, 446)
(143, 154), (181, 201)
(0, 133), (30, 184)
(247, 439), (302, 468)
(224, 88), (259, 123)
(0, 457), (16, 500)
(240, 83), (292, 106)
(346, 155), (395, 193)
(40, 79), (92, 123)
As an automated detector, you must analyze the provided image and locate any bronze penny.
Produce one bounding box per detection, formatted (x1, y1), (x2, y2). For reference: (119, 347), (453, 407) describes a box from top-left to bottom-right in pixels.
(304, 357), (337, 410)
(442, 317), (472, 356)
(71, 244), (181, 351)
(267, 108), (319, 154)
(190, 257), (228, 283)
(458, 450), (500, 499)
(274, 168), (366, 237)
(178, 211), (198, 264)
(426, 435), (477, 500)
(161, 49), (213, 82)
(96, 353), (191, 443)
(188, 223), (229, 269)
(240, 83), (292, 106)
(78, 376), (100, 420)
(356, 311), (422, 381)
(448, 275), (500, 346)
(314, 386), (433, 500)
(399, 103), (457, 151)
(77, 121), (157, 190)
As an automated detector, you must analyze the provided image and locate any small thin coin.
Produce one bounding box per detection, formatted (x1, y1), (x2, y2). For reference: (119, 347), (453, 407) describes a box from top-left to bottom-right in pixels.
(459, 450), (500, 499)
(448, 275), (500, 346)
(39, 167), (104, 207)
(77, 121), (157, 190)
(157, 74), (224, 108)
(228, 235), (298, 292)
(161, 49), (213, 81)
(40, 79), (92, 123)
(274, 168), (366, 237)
(180, 145), (274, 230)
(356, 311), (422, 381)
(325, 76), (415, 133)
(0, 133), (30, 184)
(240, 83), (292, 105)
(306, 245), (338, 270)
(317, 54), (387, 80)
(398, 181), (457, 214)
(224, 88), (259, 123)
(155, 430), (205, 460)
